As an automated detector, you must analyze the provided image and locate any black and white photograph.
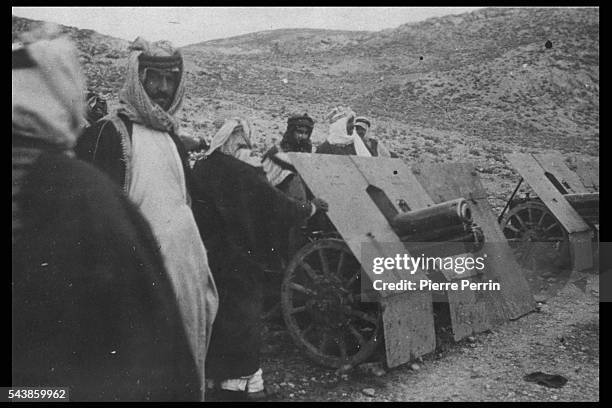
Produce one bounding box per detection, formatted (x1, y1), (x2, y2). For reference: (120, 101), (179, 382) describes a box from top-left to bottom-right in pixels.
(11, 6), (599, 402)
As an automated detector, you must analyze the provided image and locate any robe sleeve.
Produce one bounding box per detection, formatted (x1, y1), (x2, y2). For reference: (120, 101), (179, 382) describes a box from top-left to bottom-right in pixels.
(75, 120), (126, 189)
(375, 138), (393, 158)
(315, 141), (332, 154)
(247, 170), (313, 226)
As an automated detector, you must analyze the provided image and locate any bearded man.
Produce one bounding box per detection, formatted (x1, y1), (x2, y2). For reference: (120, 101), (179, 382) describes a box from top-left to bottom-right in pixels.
(191, 118), (328, 401)
(75, 37), (218, 400)
(262, 113), (314, 191)
(261, 114), (315, 260)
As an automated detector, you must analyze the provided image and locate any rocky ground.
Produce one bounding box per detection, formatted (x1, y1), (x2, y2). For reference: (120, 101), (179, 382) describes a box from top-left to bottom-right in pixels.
(13, 7), (600, 402)
(260, 273), (599, 402)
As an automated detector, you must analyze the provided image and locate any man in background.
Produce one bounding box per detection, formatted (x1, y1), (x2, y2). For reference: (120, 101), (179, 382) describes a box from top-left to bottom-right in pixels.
(316, 106), (372, 156)
(262, 113), (315, 191)
(192, 117), (328, 401)
(354, 116), (396, 157)
(262, 113), (316, 259)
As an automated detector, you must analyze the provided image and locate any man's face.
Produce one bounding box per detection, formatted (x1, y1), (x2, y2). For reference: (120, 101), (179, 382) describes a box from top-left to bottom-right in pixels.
(355, 125), (367, 140)
(231, 126), (246, 143)
(346, 116), (355, 135)
(141, 67), (179, 111)
(292, 125), (311, 143)
(231, 126), (250, 149)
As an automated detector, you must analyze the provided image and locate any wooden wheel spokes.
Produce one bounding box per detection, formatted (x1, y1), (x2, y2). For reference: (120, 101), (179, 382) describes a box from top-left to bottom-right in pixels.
(536, 208), (547, 227)
(301, 313), (377, 363)
(281, 238), (382, 368)
(347, 323), (367, 349)
(336, 251), (346, 276)
(300, 261), (320, 282)
(500, 200), (570, 269)
(290, 305), (309, 315)
(318, 248), (331, 277)
(513, 211), (528, 231)
(505, 224), (521, 235)
(343, 307), (379, 325)
(289, 282), (316, 296)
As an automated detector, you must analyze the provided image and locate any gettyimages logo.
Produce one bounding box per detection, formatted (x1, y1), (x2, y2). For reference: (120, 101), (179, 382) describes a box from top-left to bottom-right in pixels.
(359, 241), (502, 299)
(372, 253), (486, 275)
(369, 252), (500, 292)
(359, 240), (603, 302)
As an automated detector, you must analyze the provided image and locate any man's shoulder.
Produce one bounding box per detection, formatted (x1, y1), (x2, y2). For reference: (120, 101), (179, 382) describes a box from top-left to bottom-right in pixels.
(195, 152), (264, 186)
(38, 152), (121, 193)
(23, 152), (126, 216)
(195, 151), (245, 172)
(315, 141), (331, 153)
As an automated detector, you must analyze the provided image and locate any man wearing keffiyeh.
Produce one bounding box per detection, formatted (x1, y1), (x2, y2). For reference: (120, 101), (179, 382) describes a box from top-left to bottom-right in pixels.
(353, 116), (396, 157)
(261, 113), (316, 262)
(316, 106), (373, 156)
(191, 117), (328, 401)
(75, 37), (218, 401)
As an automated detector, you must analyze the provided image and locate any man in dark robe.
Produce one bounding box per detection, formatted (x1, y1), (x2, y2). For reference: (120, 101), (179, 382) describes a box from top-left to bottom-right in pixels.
(261, 113), (315, 260)
(262, 113), (315, 189)
(12, 33), (199, 401)
(191, 118), (328, 401)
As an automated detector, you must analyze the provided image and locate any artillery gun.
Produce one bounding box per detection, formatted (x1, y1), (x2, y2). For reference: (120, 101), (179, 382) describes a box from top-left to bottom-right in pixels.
(266, 154), (534, 369)
(500, 153), (599, 271)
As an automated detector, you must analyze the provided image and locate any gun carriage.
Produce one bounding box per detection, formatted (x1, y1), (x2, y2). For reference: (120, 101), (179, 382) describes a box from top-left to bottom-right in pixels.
(264, 154), (535, 369)
(500, 153), (599, 271)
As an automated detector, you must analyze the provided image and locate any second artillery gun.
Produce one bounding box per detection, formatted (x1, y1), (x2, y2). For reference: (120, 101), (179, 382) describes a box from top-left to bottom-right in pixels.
(500, 152), (599, 272)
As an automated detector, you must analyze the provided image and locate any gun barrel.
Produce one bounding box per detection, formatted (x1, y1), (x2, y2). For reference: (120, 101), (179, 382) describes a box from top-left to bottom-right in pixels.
(391, 198), (472, 237)
(565, 192), (599, 224)
(565, 192), (599, 208)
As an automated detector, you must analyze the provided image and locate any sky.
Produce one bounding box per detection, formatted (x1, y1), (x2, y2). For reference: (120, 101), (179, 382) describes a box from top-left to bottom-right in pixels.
(12, 7), (483, 47)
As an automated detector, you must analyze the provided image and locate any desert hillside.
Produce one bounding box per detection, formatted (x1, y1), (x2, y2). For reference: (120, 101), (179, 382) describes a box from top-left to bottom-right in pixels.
(12, 8), (599, 210)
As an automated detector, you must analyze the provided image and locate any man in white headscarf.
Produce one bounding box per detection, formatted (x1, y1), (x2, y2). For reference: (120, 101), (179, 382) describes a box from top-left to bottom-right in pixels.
(75, 36), (218, 401)
(206, 117), (264, 169)
(315, 106), (372, 156)
(13, 31), (201, 401)
(191, 118), (328, 401)
(353, 116), (396, 158)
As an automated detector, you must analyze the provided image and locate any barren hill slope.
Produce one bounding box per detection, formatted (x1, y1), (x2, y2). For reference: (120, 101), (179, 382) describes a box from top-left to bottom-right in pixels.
(186, 28), (369, 55)
(183, 7), (598, 154)
(12, 8), (599, 209)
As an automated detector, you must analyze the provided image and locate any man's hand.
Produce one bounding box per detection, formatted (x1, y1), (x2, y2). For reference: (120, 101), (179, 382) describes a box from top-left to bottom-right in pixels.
(311, 197), (329, 212)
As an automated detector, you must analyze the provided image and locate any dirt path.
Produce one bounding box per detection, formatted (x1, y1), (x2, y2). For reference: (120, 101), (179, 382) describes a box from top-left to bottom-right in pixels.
(261, 274), (599, 402)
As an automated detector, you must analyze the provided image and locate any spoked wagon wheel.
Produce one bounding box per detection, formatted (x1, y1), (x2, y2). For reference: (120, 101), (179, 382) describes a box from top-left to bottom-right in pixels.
(281, 238), (382, 368)
(500, 200), (569, 269)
